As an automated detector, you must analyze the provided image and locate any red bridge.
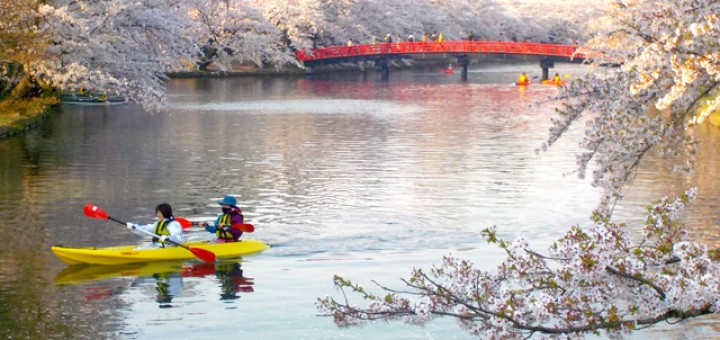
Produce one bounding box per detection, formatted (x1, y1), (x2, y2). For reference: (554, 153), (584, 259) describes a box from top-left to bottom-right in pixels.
(296, 40), (589, 80)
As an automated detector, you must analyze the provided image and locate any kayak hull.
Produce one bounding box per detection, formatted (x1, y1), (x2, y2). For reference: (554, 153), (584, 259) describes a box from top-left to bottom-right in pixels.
(51, 239), (269, 265)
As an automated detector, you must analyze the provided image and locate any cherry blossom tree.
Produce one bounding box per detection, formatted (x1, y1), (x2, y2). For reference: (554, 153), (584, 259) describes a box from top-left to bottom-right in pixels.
(545, 0), (720, 210)
(317, 0), (720, 337)
(289, 0), (589, 48)
(15, 0), (197, 110)
(0, 0), (52, 100)
(260, 0), (325, 51)
(319, 190), (719, 339)
(181, 0), (297, 72)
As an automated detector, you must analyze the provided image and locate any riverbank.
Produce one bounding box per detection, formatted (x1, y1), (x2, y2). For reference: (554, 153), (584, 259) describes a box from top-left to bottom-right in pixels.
(0, 97), (57, 139)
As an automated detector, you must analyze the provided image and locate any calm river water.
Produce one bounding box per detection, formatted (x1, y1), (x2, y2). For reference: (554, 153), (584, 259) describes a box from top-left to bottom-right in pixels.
(0, 63), (719, 339)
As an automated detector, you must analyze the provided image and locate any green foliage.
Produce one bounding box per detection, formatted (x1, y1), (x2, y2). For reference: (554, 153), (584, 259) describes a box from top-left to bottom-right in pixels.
(0, 96), (56, 136)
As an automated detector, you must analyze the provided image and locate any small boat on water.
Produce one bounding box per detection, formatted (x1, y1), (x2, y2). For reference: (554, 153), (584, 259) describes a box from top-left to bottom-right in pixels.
(515, 80), (532, 86)
(51, 239), (269, 265)
(59, 93), (128, 106)
(542, 80), (566, 86)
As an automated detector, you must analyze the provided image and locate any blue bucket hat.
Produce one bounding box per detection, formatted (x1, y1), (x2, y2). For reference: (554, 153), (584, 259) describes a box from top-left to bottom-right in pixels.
(218, 195), (237, 207)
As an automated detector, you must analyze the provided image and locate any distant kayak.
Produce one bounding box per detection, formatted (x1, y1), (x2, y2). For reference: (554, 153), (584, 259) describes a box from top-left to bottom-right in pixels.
(51, 239), (269, 265)
(542, 80), (566, 86)
(515, 81), (532, 86)
(59, 93), (128, 106)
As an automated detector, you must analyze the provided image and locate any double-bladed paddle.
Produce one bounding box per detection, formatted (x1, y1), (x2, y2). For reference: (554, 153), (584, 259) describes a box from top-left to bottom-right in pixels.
(174, 217), (255, 233)
(82, 204), (216, 263)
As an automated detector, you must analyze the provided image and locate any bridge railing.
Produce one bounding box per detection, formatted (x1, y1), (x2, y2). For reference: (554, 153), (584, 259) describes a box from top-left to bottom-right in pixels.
(296, 41), (586, 62)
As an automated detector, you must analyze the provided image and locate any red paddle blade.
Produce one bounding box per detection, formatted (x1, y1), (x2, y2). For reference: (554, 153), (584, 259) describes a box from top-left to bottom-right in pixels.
(232, 223), (254, 233)
(175, 217), (192, 229)
(83, 204), (109, 219)
(189, 247), (216, 263)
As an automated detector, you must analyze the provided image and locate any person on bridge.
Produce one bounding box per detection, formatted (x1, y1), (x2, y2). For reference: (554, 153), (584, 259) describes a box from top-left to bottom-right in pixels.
(384, 33), (392, 43)
(517, 72), (528, 83)
(347, 39), (353, 47)
(438, 32), (444, 43)
(421, 33), (427, 42)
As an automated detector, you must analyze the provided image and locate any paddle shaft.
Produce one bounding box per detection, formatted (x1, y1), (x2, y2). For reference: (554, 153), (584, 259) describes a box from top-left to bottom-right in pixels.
(106, 216), (189, 250)
(175, 217), (254, 233)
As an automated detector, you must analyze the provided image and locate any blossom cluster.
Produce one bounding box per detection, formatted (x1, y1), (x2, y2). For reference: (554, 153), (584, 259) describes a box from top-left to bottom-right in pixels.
(317, 189), (720, 338)
(544, 0), (720, 210)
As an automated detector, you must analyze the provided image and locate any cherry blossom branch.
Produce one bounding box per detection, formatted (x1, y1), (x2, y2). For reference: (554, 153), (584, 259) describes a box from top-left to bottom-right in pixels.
(604, 265), (666, 299)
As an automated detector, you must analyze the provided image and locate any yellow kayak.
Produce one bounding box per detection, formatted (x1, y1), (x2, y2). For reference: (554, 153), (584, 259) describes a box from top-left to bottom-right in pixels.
(51, 239), (269, 265)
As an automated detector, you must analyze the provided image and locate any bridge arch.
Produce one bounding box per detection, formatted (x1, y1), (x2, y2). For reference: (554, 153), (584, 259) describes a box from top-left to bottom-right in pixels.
(296, 40), (588, 81)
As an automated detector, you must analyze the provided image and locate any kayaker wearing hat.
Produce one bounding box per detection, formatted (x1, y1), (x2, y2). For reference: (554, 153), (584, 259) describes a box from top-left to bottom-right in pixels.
(200, 195), (244, 242)
(126, 203), (184, 248)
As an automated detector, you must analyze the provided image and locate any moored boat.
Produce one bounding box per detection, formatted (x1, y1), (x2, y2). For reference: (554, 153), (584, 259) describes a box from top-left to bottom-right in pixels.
(59, 93), (128, 106)
(51, 239), (269, 265)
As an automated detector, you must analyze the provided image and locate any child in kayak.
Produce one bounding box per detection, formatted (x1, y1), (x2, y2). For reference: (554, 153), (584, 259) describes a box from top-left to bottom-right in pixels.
(200, 195), (244, 242)
(126, 203), (184, 248)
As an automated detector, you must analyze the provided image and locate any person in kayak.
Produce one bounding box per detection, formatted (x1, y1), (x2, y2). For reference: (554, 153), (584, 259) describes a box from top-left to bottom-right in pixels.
(552, 73), (562, 82)
(517, 72), (528, 83)
(200, 195), (244, 242)
(126, 203), (184, 248)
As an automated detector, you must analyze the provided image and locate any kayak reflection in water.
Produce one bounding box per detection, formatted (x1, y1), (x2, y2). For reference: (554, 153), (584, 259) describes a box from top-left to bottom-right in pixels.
(216, 261), (254, 300)
(129, 270), (184, 308)
(153, 272), (183, 308)
(200, 195), (244, 242)
(133, 262), (216, 307)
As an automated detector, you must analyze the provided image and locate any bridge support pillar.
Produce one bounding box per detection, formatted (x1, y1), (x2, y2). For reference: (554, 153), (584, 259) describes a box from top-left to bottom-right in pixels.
(540, 59), (555, 81)
(457, 55), (470, 82)
(376, 57), (389, 81)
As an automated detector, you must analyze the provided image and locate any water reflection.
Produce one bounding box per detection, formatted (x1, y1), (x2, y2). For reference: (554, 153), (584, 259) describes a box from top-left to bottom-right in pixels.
(54, 259), (252, 306)
(216, 261), (254, 300)
(134, 271), (184, 308)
